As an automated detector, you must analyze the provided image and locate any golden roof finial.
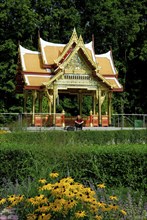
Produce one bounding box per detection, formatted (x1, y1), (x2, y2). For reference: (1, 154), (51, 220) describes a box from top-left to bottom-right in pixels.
(78, 35), (84, 46)
(38, 29), (40, 39)
(109, 45), (112, 52)
(70, 27), (78, 42)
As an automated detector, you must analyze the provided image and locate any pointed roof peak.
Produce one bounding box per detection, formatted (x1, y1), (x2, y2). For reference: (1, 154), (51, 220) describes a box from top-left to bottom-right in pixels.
(78, 35), (84, 43)
(38, 29), (40, 39)
(69, 27), (78, 43)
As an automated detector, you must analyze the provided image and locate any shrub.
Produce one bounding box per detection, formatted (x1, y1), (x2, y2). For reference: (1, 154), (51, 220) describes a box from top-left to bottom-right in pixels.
(0, 149), (35, 186)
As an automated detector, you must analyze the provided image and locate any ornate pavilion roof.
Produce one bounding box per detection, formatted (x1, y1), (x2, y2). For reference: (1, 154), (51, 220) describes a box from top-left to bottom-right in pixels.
(16, 28), (123, 92)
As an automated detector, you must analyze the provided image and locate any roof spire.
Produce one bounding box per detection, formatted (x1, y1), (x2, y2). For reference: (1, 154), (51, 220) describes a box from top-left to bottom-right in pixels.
(38, 29), (40, 39)
(70, 27), (78, 42)
(78, 35), (84, 45)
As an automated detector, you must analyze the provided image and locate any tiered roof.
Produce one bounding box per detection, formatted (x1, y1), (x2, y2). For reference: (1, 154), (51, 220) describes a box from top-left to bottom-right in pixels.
(17, 28), (123, 92)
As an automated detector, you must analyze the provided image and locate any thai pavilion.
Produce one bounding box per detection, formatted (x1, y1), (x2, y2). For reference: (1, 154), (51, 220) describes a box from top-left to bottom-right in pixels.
(16, 28), (123, 127)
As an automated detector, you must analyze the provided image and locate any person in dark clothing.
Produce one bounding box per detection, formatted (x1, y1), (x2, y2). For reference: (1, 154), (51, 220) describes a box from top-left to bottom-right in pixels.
(75, 115), (84, 130)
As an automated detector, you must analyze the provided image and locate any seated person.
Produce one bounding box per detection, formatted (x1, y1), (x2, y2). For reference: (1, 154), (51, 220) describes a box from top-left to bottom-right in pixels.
(75, 115), (84, 130)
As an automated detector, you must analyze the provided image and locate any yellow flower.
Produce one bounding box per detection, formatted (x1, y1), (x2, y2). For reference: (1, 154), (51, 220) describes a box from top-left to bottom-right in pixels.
(39, 183), (52, 191)
(108, 204), (119, 210)
(120, 209), (127, 215)
(7, 195), (16, 202)
(35, 205), (51, 213)
(49, 172), (59, 178)
(0, 198), (6, 205)
(63, 199), (77, 210)
(49, 203), (62, 212)
(90, 203), (98, 213)
(75, 211), (86, 218)
(97, 183), (106, 189)
(95, 215), (102, 220)
(0, 130), (9, 134)
(27, 213), (37, 220)
(109, 195), (118, 201)
(7, 195), (24, 206)
(38, 213), (52, 220)
(97, 201), (106, 208)
(59, 177), (74, 185)
(28, 194), (48, 206)
(38, 178), (47, 184)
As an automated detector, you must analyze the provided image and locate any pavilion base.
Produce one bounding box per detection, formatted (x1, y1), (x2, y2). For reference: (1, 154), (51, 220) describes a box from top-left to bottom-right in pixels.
(29, 114), (109, 127)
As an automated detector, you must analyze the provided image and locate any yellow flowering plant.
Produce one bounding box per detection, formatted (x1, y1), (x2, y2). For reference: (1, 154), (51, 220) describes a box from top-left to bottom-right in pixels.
(0, 173), (127, 220)
(0, 130), (9, 134)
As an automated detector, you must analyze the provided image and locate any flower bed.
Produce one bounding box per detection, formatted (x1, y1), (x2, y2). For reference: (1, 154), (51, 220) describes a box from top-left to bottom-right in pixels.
(0, 173), (127, 220)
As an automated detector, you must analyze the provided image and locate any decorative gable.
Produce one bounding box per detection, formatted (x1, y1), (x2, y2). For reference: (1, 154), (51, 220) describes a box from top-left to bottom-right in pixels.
(54, 28), (78, 65)
(64, 51), (92, 74)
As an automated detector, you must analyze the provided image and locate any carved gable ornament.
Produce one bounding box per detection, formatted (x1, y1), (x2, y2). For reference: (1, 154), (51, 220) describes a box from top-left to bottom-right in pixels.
(64, 51), (92, 74)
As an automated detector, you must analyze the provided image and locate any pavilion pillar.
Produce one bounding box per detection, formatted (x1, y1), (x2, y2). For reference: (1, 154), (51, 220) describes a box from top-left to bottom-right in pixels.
(108, 91), (112, 126)
(45, 88), (53, 116)
(38, 92), (43, 113)
(79, 92), (82, 116)
(90, 110), (93, 127)
(23, 90), (28, 113)
(53, 84), (57, 126)
(93, 92), (96, 115)
(98, 87), (102, 126)
(31, 90), (37, 126)
(62, 109), (65, 127)
(48, 101), (52, 115)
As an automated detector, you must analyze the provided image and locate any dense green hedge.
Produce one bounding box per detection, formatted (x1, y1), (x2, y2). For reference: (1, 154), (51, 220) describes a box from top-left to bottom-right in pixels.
(0, 149), (35, 186)
(59, 148), (147, 190)
(0, 129), (146, 146)
(0, 129), (147, 190)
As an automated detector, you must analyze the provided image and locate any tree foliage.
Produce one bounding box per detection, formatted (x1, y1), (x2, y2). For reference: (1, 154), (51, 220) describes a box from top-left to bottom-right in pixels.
(0, 0), (146, 113)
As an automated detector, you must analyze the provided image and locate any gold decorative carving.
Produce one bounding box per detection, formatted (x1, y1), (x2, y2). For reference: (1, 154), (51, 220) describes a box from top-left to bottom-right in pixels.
(45, 89), (53, 103)
(96, 89), (106, 105)
(65, 52), (91, 74)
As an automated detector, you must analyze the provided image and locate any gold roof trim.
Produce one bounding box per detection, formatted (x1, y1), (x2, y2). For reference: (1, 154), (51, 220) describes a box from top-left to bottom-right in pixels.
(54, 28), (78, 65)
(95, 72), (114, 89)
(76, 35), (97, 69)
(43, 69), (63, 88)
(105, 77), (123, 89)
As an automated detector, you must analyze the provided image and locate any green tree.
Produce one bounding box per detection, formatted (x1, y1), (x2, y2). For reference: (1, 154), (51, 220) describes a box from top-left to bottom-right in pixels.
(0, 0), (146, 114)
(74, 0), (146, 113)
(0, 0), (39, 112)
(33, 0), (82, 42)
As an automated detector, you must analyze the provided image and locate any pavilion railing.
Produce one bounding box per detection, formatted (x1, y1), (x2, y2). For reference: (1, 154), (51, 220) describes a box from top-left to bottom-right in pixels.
(112, 114), (147, 128)
(0, 113), (147, 129)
